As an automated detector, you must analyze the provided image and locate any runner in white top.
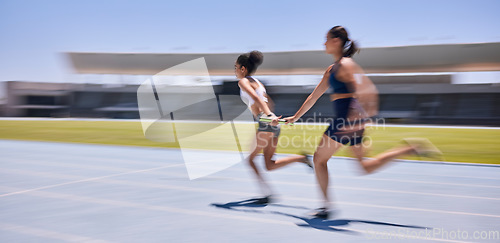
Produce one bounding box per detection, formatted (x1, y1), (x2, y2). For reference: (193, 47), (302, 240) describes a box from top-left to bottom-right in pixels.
(235, 50), (312, 204)
(240, 76), (267, 107)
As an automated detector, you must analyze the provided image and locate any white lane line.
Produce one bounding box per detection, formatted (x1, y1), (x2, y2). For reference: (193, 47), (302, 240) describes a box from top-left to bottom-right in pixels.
(336, 186), (500, 201)
(2, 138), (499, 170)
(1, 152), (172, 168)
(1, 169), (499, 219)
(375, 170), (500, 181)
(154, 171), (500, 202)
(3, 166), (500, 202)
(2, 163), (500, 202)
(4, 147), (500, 181)
(0, 158), (148, 173)
(0, 169), (248, 198)
(0, 185), (292, 226)
(208, 162), (500, 188)
(0, 222), (110, 243)
(0, 145), (174, 167)
(334, 176), (500, 189)
(0, 168), (88, 180)
(271, 155), (500, 181)
(4, 156), (500, 190)
(222, 167), (500, 189)
(0, 186), (471, 243)
(207, 161), (500, 188)
(5, 150), (500, 184)
(260, 163), (500, 181)
(151, 167), (500, 190)
(0, 163), (185, 198)
(332, 200), (500, 220)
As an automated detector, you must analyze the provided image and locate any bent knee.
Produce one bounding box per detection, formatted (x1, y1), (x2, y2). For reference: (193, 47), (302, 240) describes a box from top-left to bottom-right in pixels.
(264, 159), (275, 171)
(264, 164), (272, 171)
(313, 154), (328, 166)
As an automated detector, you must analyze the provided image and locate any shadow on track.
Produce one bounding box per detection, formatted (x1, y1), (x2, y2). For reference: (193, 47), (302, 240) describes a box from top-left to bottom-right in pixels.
(211, 198), (429, 234)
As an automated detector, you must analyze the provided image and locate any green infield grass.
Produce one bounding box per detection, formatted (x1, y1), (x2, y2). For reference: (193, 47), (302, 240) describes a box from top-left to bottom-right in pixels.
(0, 120), (499, 164)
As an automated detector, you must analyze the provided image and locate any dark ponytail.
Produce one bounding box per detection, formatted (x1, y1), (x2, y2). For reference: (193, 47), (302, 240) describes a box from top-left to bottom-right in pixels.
(343, 40), (358, 58)
(237, 50), (263, 75)
(328, 26), (359, 57)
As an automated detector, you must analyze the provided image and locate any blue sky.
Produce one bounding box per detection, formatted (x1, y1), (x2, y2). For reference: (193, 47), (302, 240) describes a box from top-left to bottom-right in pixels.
(1, 0), (499, 82)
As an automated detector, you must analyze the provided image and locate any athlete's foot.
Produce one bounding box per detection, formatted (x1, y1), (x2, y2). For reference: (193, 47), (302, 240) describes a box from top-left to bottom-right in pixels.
(402, 138), (443, 160)
(300, 151), (313, 169)
(309, 207), (332, 219)
(253, 195), (273, 204)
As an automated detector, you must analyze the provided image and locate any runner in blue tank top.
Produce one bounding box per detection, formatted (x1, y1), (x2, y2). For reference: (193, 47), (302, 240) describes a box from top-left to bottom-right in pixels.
(284, 26), (442, 219)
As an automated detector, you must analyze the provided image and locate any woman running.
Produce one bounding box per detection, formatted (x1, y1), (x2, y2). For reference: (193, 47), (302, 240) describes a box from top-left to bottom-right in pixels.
(284, 26), (441, 218)
(236, 50), (312, 203)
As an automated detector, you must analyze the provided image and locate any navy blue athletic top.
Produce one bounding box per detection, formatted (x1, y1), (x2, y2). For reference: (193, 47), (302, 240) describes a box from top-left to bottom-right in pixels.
(329, 65), (350, 94)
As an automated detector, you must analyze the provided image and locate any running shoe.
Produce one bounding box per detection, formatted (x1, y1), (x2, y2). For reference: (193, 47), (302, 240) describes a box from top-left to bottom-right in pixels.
(309, 207), (331, 219)
(300, 151), (313, 169)
(253, 195), (273, 204)
(402, 138), (443, 160)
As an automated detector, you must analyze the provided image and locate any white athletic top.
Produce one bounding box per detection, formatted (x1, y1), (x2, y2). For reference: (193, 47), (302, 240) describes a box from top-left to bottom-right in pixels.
(240, 77), (268, 107)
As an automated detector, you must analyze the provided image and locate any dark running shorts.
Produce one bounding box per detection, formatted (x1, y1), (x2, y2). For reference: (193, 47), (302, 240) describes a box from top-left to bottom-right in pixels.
(324, 97), (365, 146)
(258, 121), (281, 138)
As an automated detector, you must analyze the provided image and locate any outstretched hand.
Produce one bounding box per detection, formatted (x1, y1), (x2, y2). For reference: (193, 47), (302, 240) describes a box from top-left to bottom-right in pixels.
(283, 116), (297, 125)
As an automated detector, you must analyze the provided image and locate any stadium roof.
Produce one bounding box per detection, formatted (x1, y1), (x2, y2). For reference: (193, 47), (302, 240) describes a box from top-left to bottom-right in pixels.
(67, 42), (500, 75)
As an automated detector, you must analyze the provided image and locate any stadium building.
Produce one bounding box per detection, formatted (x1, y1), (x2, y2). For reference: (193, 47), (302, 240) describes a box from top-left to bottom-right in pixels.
(3, 42), (500, 125)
